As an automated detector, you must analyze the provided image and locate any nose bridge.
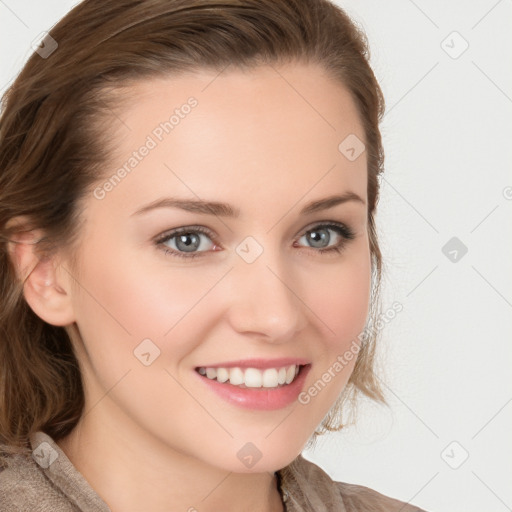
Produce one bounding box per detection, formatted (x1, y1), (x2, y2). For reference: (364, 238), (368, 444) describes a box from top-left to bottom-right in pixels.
(227, 236), (305, 340)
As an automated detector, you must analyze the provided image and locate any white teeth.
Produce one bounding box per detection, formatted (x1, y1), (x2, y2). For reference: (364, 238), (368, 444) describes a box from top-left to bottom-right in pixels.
(229, 367), (244, 386)
(216, 367), (229, 383)
(262, 368), (279, 388)
(285, 365), (296, 384)
(244, 368), (262, 388)
(197, 364), (301, 388)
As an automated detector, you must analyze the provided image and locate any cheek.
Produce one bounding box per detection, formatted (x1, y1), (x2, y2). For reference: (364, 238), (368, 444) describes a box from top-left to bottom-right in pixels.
(69, 249), (222, 440)
(306, 247), (371, 348)
(295, 259), (369, 423)
(70, 244), (226, 369)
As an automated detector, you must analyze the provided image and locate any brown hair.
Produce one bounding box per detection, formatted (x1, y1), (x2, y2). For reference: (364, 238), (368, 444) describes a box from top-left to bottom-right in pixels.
(0, 0), (386, 458)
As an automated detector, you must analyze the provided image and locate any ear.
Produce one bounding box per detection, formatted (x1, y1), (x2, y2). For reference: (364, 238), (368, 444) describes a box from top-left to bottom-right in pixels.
(6, 216), (76, 327)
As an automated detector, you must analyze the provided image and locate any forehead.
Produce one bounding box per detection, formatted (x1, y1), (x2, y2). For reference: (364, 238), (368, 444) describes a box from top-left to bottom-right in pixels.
(92, 62), (367, 217)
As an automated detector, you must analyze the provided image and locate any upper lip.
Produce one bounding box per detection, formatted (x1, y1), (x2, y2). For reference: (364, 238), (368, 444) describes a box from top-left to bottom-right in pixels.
(195, 358), (310, 370)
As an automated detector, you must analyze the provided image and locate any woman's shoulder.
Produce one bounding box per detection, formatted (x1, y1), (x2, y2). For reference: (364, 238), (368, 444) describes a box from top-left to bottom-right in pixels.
(0, 431), (110, 512)
(335, 480), (427, 512)
(0, 448), (76, 511)
(278, 453), (428, 512)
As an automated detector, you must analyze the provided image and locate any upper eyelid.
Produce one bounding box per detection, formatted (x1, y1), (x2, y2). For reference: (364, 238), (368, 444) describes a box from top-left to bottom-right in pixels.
(155, 225), (215, 242)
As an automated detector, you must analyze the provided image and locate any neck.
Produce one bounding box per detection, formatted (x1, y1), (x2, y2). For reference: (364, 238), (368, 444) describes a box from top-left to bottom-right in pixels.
(57, 402), (284, 512)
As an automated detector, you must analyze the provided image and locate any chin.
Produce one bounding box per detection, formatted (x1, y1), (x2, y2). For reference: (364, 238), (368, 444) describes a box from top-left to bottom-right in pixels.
(202, 435), (308, 475)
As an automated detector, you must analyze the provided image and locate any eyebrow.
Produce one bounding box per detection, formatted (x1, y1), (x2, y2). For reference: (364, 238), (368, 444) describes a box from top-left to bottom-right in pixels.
(131, 192), (366, 218)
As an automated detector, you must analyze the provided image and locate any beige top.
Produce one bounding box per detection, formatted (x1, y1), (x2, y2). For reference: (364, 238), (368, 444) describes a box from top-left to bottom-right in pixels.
(0, 431), (427, 511)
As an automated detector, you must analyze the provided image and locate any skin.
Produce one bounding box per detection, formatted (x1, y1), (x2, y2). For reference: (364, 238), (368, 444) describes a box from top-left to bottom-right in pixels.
(10, 62), (371, 512)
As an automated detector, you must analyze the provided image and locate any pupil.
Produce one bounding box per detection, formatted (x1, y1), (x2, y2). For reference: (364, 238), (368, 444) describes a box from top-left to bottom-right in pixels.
(177, 233), (199, 252)
(309, 229), (329, 248)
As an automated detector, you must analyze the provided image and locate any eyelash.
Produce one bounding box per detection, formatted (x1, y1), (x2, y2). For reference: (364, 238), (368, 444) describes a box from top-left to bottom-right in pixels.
(154, 222), (356, 260)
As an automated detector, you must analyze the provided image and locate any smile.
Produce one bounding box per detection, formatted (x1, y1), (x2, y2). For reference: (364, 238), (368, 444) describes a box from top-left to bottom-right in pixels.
(196, 364), (301, 388)
(194, 363), (312, 410)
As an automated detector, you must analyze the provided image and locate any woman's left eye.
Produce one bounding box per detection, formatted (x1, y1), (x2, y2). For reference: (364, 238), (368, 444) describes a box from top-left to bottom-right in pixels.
(155, 222), (356, 259)
(295, 223), (356, 254)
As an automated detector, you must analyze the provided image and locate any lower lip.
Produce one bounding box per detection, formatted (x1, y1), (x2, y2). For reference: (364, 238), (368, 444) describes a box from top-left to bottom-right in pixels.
(195, 365), (311, 411)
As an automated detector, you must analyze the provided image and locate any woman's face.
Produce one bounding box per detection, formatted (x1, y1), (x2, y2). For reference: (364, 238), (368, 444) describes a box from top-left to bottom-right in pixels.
(62, 62), (371, 472)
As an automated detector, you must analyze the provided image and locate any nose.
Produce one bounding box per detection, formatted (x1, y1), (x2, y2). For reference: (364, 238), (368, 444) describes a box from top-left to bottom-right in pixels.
(223, 244), (307, 343)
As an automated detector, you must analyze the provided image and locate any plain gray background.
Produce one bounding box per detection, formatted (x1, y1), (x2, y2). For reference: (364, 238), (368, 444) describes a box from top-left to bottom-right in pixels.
(1, 1), (511, 511)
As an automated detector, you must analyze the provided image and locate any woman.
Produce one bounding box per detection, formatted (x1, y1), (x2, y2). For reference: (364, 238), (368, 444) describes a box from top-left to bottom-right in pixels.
(0, 0), (428, 510)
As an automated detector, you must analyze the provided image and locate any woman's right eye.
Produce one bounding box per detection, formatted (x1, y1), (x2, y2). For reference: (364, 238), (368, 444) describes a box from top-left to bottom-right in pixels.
(155, 226), (218, 259)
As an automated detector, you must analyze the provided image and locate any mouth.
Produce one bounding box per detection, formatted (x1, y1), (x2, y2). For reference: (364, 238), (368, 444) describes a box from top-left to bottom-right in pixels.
(194, 363), (308, 389)
(193, 357), (312, 410)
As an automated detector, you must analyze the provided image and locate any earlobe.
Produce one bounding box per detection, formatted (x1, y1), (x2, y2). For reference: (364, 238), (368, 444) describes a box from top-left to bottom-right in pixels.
(6, 220), (76, 327)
